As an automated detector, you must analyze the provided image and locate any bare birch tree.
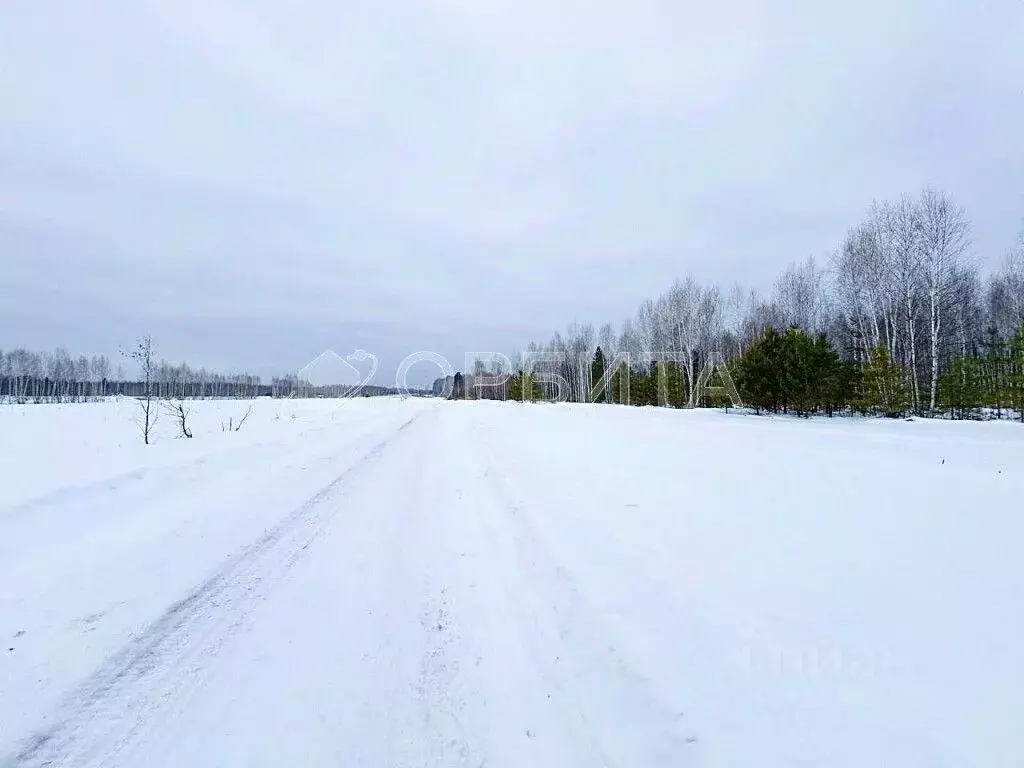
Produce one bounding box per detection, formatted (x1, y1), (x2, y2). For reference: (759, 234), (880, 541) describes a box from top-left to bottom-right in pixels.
(917, 187), (972, 409)
(125, 335), (158, 444)
(988, 239), (1024, 340)
(887, 197), (926, 410)
(773, 256), (831, 337)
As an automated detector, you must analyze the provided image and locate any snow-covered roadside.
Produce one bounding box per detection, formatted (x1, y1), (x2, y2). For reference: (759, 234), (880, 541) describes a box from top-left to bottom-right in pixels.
(0, 397), (412, 512)
(0, 397), (436, 754)
(1, 398), (1021, 766)
(461, 401), (1024, 766)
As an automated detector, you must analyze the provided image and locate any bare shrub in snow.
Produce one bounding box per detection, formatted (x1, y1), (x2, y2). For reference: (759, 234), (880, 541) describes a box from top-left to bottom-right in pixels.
(222, 404), (254, 432)
(165, 400), (193, 438)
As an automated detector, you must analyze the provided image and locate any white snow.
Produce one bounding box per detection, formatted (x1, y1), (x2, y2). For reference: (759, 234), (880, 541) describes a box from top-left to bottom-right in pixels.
(1, 398), (1021, 767)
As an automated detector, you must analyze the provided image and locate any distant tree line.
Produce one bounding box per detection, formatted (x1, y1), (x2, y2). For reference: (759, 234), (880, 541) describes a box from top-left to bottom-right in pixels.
(0, 344), (409, 404)
(0, 347), (268, 403)
(449, 187), (1024, 421)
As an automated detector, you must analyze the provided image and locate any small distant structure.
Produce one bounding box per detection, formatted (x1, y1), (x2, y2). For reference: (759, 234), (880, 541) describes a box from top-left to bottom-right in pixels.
(432, 375), (455, 398)
(469, 370), (508, 400)
(443, 370), (508, 401)
(449, 372), (466, 400)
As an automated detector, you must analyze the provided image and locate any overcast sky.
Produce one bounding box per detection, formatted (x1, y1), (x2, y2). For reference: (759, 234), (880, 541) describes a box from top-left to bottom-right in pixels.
(2, 0), (1022, 384)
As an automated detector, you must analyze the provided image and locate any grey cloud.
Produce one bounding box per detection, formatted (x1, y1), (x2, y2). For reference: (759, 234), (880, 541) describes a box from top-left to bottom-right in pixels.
(1, 0), (1022, 383)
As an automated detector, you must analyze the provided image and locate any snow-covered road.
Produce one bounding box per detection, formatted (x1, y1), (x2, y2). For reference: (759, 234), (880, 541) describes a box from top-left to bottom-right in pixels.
(2, 398), (1022, 767)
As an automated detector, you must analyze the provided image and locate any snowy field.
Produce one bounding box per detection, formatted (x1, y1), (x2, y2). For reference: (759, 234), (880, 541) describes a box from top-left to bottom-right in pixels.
(1, 398), (1022, 767)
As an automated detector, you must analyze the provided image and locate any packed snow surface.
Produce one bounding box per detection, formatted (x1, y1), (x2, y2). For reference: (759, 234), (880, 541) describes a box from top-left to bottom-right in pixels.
(1, 397), (1021, 767)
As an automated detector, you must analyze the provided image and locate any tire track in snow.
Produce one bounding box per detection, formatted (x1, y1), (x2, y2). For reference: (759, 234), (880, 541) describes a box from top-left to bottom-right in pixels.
(414, 586), (476, 767)
(403, 420), (481, 768)
(3, 410), (428, 768)
(462, 410), (701, 767)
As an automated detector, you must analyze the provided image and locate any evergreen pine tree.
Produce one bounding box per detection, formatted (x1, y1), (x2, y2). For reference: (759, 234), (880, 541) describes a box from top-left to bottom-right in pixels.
(834, 360), (859, 416)
(781, 326), (818, 415)
(940, 355), (983, 420)
(643, 361), (660, 406)
(858, 346), (907, 418)
(736, 327), (785, 414)
(507, 371), (523, 401)
(1008, 324), (1024, 422)
(809, 332), (848, 416)
(624, 363), (652, 406)
(507, 370), (543, 402)
(700, 359), (743, 410)
(662, 360), (687, 407)
(982, 326), (1008, 418)
(591, 347), (607, 403)
(610, 362), (630, 405)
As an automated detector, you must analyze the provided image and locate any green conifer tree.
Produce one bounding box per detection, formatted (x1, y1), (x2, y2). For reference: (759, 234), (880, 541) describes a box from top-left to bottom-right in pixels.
(736, 327), (785, 414)
(1008, 323), (1024, 422)
(858, 346), (908, 418)
(622, 363), (650, 406)
(590, 347), (607, 403)
(809, 333), (847, 416)
(610, 362), (630, 405)
(940, 355), (983, 420)
(981, 326), (1008, 418)
(505, 371), (525, 401)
